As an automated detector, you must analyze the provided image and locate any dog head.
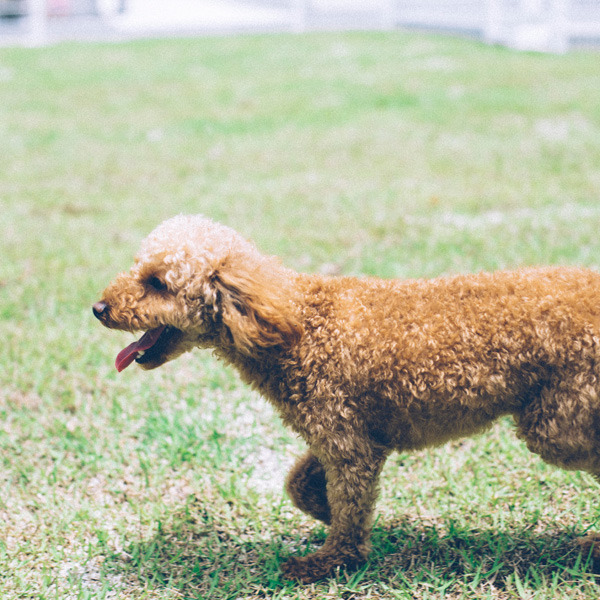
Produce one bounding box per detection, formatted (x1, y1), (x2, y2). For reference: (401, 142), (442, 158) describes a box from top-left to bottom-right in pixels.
(93, 215), (302, 371)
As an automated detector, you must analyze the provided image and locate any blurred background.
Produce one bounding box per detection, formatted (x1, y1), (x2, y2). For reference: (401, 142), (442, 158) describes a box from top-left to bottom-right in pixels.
(2, 0), (600, 52)
(2, 1), (600, 598)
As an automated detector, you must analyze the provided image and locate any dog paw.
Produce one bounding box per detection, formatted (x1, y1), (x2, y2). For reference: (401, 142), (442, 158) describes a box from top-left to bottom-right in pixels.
(578, 533), (600, 571)
(280, 552), (362, 583)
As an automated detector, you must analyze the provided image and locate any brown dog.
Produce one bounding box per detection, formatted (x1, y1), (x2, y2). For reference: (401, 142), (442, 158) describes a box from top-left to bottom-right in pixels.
(94, 214), (600, 582)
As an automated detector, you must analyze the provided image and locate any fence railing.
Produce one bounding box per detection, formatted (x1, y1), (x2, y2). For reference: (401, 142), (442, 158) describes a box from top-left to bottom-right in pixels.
(395, 0), (600, 51)
(2, 0), (600, 50)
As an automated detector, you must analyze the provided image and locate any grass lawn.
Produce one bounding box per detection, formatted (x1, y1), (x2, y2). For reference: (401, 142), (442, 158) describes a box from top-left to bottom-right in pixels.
(1, 30), (600, 599)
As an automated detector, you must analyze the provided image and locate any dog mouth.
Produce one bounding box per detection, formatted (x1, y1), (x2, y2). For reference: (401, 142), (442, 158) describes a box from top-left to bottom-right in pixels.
(115, 325), (182, 372)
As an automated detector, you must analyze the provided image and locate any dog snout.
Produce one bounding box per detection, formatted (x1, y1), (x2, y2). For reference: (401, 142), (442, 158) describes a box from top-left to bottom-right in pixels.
(93, 301), (109, 320)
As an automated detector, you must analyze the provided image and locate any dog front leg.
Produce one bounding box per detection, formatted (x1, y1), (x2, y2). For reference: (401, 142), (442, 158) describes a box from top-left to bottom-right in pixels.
(281, 443), (388, 583)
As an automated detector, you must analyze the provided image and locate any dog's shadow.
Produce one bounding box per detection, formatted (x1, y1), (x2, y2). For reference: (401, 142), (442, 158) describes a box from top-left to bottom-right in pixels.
(108, 503), (599, 595)
(369, 517), (598, 582)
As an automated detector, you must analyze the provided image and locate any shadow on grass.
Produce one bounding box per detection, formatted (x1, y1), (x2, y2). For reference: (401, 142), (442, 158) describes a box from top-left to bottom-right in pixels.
(369, 516), (600, 587)
(105, 501), (599, 597)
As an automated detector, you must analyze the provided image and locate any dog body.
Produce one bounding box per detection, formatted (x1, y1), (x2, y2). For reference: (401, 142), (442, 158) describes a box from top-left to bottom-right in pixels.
(94, 215), (600, 582)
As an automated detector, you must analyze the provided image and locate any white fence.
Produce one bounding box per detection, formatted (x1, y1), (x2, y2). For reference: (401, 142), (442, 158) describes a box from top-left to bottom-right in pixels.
(299, 0), (600, 50)
(394, 0), (600, 51)
(3, 0), (600, 50)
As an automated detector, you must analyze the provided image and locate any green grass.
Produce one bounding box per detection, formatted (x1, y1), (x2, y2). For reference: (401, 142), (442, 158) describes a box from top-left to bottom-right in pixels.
(1, 31), (600, 599)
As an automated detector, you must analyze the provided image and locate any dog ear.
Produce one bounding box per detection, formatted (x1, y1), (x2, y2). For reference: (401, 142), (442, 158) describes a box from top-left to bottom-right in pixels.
(210, 263), (302, 355)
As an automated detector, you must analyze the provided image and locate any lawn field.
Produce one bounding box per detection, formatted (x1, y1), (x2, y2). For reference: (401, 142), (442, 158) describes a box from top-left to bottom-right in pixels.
(1, 31), (600, 599)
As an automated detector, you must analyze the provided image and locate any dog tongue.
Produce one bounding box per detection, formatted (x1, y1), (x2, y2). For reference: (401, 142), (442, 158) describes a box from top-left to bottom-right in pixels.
(115, 326), (166, 372)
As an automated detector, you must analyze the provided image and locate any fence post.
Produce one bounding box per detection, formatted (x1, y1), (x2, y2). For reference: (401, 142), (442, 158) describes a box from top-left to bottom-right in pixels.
(291, 0), (308, 32)
(379, 0), (397, 30)
(28, 0), (48, 46)
(549, 0), (569, 52)
(485, 0), (505, 44)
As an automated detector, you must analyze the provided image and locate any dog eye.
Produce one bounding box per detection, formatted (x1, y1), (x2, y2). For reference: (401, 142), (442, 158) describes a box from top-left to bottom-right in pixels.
(146, 276), (168, 292)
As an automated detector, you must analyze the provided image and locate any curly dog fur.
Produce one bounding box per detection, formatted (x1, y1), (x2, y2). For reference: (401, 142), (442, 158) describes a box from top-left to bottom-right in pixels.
(94, 214), (600, 582)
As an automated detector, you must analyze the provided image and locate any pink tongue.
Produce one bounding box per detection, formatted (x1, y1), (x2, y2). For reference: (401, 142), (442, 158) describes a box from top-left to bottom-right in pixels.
(115, 326), (166, 372)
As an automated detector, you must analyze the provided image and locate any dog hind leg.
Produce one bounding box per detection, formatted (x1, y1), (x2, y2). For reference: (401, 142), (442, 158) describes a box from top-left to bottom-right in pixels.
(515, 376), (600, 473)
(516, 375), (600, 566)
(285, 451), (331, 524)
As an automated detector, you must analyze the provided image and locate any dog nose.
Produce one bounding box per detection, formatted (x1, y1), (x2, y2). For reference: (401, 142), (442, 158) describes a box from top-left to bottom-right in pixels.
(93, 301), (108, 319)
